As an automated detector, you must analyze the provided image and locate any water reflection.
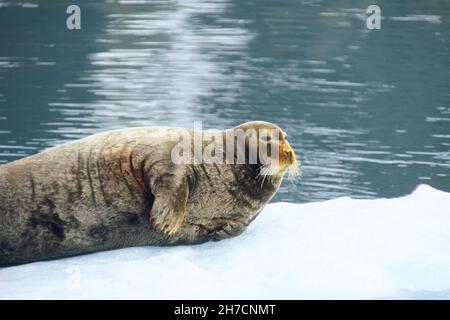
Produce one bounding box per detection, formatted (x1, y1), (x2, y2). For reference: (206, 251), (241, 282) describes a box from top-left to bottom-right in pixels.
(0, 0), (449, 202)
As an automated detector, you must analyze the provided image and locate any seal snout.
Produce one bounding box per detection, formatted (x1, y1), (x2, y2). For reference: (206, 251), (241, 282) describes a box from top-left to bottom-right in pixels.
(278, 136), (300, 180)
(283, 149), (294, 161)
(280, 139), (297, 165)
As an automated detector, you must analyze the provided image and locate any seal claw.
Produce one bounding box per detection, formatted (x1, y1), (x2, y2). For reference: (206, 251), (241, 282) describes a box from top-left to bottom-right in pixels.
(208, 219), (246, 241)
(149, 206), (185, 235)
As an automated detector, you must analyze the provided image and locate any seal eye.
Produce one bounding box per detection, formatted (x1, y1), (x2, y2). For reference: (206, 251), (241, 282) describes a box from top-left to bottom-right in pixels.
(260, 135), (271, 142)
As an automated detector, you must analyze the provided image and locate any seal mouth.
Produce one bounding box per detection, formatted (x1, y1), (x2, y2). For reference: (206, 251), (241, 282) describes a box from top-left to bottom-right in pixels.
(258, 158), (301, 182)
(257, 143), (301, 183)
(285, 159), (302, 180)
(278, 139), (301, 180)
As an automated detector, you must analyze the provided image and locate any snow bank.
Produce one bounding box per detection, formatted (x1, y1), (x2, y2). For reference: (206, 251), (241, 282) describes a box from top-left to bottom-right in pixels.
(1, 184), (450, 299)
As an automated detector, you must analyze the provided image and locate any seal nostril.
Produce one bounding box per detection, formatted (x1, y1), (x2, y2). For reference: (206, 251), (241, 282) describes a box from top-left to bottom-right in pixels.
(284, 150), (292, 159)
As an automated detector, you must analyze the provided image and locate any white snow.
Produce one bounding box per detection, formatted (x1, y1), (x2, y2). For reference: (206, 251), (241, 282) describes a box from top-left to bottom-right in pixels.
(1, 184), (450, 299)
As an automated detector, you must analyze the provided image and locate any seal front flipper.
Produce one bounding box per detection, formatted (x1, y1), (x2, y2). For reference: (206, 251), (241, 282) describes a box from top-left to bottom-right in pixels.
(209, 219), (247, 241)
(148, 172), (189, 236)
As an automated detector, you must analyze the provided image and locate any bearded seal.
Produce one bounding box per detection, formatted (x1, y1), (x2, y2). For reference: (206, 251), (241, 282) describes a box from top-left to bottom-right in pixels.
(0, 121), (299, 267)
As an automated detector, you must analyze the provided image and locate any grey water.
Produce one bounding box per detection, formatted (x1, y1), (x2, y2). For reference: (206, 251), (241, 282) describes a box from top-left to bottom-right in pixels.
(0, 0), (449, 203)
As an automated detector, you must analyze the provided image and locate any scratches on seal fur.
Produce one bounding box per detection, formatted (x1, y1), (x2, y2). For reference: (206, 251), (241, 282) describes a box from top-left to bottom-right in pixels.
(28, 171), (36, 202)
(95, 142), (111, 207)
(86, 147), (96, 205)
(118, 142), (139, 201)
(76, 151), (83, 197)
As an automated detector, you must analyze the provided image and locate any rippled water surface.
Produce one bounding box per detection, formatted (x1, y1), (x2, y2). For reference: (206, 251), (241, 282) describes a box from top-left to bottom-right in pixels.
(1, 0), (449, 202)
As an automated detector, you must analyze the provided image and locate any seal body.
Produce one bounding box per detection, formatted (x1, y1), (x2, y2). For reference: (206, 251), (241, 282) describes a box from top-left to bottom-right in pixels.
(0, 123), (296, 267)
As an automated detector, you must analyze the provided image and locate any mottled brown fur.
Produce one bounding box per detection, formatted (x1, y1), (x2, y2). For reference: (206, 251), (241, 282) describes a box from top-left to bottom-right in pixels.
(0, 122), (295, 267)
